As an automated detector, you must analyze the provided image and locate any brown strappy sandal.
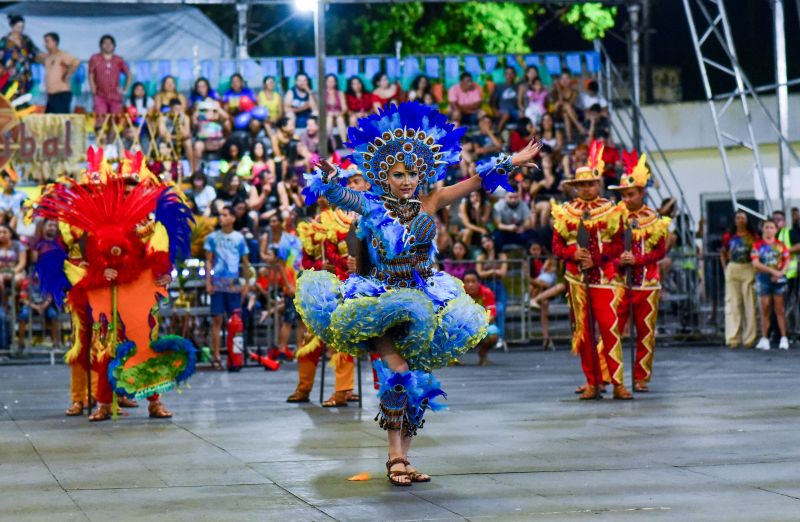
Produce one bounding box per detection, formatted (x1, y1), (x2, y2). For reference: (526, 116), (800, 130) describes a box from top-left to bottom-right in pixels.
(385, 457), (412, 487)
(89, 404), (113, 422)
(148, 401), (173, 418)
(286, 390), (310, 403)
(117, 396), (139, 408)
(322, 391), (349, 407)
(65, 402), (84, 416)
(404, 461), (431, 483)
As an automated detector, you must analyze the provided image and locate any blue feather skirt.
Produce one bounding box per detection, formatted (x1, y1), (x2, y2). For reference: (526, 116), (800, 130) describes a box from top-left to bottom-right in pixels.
(295, 270), (488, 371)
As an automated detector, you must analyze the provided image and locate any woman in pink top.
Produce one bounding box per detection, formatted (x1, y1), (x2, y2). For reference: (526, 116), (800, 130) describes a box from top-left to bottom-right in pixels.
(324, 74), (348, 148)
(523, 77), (548, 127)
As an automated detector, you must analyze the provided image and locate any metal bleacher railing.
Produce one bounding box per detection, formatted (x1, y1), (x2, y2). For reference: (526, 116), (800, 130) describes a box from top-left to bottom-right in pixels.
(4, 249), (784, 365)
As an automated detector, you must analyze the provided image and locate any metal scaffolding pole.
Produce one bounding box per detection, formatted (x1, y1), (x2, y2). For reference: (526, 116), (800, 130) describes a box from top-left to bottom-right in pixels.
(316, 0), (328, 157)
(682, 0), (773, 215)
(627, 1), (641, 150)
(775, 0), (790, 213)
(236, 1), (249, 59)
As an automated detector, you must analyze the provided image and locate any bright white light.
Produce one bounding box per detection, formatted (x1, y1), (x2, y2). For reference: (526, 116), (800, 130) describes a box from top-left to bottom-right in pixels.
(294, 0), (317, 12)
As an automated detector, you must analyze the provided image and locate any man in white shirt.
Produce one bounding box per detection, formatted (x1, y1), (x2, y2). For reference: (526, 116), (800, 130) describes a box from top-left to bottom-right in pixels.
(0, 177), (28, 216)
(577, 80), (609, 116)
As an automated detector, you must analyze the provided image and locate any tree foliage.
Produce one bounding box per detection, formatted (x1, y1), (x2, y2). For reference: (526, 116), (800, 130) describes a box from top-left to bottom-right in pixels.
(561, 3), (618, 41)
(350, 3), (543, 55)
(203, 2), (618, 57)
(345, 2), (616, 55)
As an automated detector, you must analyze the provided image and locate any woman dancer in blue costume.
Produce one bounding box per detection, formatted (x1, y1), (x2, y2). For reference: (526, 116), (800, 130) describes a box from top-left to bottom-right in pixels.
(298, 102), (540, 486)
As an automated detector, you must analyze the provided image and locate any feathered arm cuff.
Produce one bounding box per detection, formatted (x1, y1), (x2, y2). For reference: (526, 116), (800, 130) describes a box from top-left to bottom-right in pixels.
(302, 167), (365, 214)
(476, 153), (517, 193)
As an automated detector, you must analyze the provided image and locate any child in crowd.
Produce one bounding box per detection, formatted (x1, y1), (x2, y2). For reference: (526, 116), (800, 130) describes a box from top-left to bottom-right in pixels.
(258, 245), (302, 361)
(530, 253), (558, 309)
(751, 219), (790, 351)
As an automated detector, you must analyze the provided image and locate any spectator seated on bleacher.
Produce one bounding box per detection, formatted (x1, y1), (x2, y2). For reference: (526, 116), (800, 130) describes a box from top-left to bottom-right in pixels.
(223, 73), (257, 116)
(490, 66), (521, 132)
(448, 72), (483, 126)
(370, 72), (402, 111)
(492, 191), (537, 252)
(550, 69), (585, 143)
(519, 66), (547, 127)
(154, 75), (187, 113)
(158, 98), (195, 172)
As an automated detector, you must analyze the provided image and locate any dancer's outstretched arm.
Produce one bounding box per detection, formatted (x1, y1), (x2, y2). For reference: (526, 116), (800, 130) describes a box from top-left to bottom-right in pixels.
(303, 159), (366, 215)
(426, 140), (542, 213)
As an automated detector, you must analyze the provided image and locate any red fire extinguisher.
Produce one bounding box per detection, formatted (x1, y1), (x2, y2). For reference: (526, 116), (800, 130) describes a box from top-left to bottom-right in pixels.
(226, 310), (244, 372)
(370, 352), (382, 390)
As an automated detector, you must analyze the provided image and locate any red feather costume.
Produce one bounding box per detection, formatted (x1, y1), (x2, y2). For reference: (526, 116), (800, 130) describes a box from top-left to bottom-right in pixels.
(30, 148), (196, 408)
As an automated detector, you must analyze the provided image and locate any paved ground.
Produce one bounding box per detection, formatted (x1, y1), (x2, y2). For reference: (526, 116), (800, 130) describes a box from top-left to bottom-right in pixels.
(1, 345), (799, 521)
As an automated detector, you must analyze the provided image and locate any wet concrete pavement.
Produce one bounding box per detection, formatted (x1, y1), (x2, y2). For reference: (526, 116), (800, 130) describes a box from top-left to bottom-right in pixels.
(1, 346), (799, 521)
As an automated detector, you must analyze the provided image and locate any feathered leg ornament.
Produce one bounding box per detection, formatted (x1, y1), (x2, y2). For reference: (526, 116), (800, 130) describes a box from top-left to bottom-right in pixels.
(373, 360), (447, 437)
(373, 360), (415, 433)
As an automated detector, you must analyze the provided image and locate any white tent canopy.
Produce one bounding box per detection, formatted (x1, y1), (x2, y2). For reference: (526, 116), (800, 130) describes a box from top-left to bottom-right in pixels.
(0, 3), (232, 60)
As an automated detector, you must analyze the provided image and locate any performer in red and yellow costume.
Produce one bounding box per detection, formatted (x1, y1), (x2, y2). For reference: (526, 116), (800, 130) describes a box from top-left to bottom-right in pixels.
(30, 148), (196, 421)
(287, 167), (368, 406)
(551, 141), (632, 400)
(610, 151), (670, 392)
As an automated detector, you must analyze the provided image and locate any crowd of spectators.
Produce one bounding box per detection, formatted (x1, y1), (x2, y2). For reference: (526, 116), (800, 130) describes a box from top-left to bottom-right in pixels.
(5, 18), (794, 357)
(0, 16), (653, 355)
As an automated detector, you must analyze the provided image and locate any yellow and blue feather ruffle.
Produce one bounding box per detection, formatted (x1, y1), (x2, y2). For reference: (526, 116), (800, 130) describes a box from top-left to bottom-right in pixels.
(295, 270), (488, 371)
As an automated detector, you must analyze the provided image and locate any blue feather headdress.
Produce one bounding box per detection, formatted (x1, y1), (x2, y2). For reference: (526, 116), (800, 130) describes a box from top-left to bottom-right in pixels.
(347, 102), (466, 197)
(154, 189), (195, 264)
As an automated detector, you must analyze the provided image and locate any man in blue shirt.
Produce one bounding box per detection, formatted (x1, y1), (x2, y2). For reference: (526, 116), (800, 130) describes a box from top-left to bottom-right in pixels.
(204, 205), (251, 369)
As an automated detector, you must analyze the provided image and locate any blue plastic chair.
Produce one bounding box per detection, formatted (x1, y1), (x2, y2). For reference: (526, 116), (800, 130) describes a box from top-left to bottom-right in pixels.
(444, 56), (459, 89)
(302, 57), (317, 82)
(585, 51), (601, 74)
(325, 57), (338, 76)
(282, 57), (298, 86)
(464, 55), (482, 79)
(424, 57), (440, 80)
(483, 55), (499, 75)
(343, 58), (359, 79)
(544, 54), (562, 76)
(565, 53), (583, 76)
(364, 58), (381, 84)
(524, 54), (541, 69)
(261, 59), (279, 81)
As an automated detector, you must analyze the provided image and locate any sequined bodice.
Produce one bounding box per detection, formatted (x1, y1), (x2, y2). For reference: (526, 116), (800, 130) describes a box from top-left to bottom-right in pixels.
(370, 201), (437, 288)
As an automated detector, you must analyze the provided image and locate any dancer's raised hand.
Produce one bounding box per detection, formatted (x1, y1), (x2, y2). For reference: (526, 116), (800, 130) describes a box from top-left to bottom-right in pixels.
(511, 139), (542, 169)
(316, 158), (338, 178)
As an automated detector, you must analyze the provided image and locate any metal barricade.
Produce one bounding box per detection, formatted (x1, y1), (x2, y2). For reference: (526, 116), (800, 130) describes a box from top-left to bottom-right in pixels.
(158, 260), (283, 366)
(0, 267), (68, 363)
(439, 255), (531, 344)
(521, 251), (727, 347)
(0, 248), (758, 366)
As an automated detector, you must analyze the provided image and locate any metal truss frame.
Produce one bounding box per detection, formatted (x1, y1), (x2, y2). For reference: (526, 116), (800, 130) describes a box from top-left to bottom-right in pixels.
(683, 0), (800, 216)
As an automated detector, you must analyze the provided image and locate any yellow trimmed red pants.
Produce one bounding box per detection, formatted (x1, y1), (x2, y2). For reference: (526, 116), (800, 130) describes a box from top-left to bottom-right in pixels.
(295, 345), (355, 394)
(617, 288), (660, 382)
(567, 280), (625, 386)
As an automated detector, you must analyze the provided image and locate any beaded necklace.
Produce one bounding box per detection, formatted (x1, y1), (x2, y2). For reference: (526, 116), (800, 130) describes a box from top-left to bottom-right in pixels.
(382, 195), (421, 226)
